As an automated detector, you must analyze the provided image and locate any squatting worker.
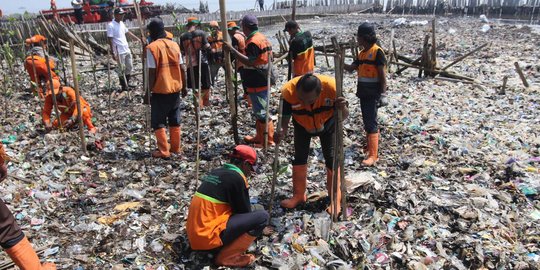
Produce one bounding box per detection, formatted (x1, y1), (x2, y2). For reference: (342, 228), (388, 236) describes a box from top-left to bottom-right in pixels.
(208, 21), (224, 86)
(274, 74), (349, 215)
(223, 15), (275, 148)
(227, 21), (251, 107)
(187, 145), (269, 267)
(180, 17), (212, 107)
(23, 35), (60, 99)
(146, 18), (187, 159)
(0, 142), (57, 269)
(107, 8), (141, 92)
(284, 20), (315, 77)
(344, 22), (387, 166)
(42, 81), (97, 134)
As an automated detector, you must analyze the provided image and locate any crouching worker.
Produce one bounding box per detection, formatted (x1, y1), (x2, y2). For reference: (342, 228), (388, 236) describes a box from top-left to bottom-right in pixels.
(274, 74), (349, 215)
(146, 18), (187, 159)
(0, 143), (57, 270)
(187, 145), (269, 267)
(42, 81), (96, 134)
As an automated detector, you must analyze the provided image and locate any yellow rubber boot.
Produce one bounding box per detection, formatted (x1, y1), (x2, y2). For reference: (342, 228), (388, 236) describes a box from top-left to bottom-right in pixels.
(215, 233), (256, 267)
(280, 164), (308, 208)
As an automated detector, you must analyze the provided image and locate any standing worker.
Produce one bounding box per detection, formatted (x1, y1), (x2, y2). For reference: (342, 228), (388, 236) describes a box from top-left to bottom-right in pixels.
(42, 81), (97, 134)
(71, 0), (84, 24)
(274, 74), (349, 214)
(223, 15), (275, 147)
(107, 8), (141, 92)
(344, 23), (387, 166)
(0, 143), (57, 270)
(180, 17), (212, 107)
(186, 145), (269, 267)
(23, 35), (60, 99)
(226, 21), (249, 105)
(207, 21), (224, 86)
(146, 18), (187, 158)
(284, 20), (315, 77)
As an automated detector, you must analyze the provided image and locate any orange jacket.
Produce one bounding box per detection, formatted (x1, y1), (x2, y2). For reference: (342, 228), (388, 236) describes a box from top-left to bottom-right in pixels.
(187, 164), (251, 250)
(245, 31), (271, 68)
(242, 31), (272, 93)
(282, 74), (337, 134)
(356, 44), (385, 81)
(290, 31), (315, 76)
(42, 86), (90, 124)
(24, 55), (59, 86)
(147, 38), (183, 94)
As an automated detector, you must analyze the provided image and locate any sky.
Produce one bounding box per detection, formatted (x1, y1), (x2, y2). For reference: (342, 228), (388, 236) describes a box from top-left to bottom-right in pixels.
(1, 0), (259, 15)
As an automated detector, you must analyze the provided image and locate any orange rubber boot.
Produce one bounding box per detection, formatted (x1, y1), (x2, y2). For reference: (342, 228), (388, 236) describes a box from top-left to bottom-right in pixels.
(201, 89), (211, 107)
(6, 237), (57, 270)
(280, 164), (308, 208)
(362, 132), (379, 166)
(215, 233), (256, 267)
(244, 121), (262, 144)
(254, 120), (275, 149)
(169, 126), (182, 154)
(326, 168), (342, 216)
(152, 128), (170, 158)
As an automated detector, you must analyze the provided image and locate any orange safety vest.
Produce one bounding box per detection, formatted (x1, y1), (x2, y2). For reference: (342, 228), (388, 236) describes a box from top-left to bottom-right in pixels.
(356, 44), (384, 82)
(291, 32), (315, 76)
(242, 31), (272, 93)
(281, 74), (336, 134)
(208, 30), (223, 51)
(245, 31), (271, 68)
(232, 32), (246, 70)
(42, 86), (90, 124)
(147, 38), (183, 94)
(186, 164), (249, 250)
(24, 55), (58, 84)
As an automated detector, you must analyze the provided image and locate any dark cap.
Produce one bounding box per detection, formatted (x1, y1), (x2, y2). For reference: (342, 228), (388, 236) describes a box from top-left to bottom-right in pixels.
(146, 17), (165, 32)
(241, 14), (258, 27)
(283, 20), (298, 31)
(114, 8), (126, 15)
(357, 22), (375, 36)
(230, 145), (257, 170)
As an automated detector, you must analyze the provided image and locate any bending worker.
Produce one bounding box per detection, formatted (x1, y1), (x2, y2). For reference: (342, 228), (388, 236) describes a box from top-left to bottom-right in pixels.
(283, 20), (315, 77)
(274, 74), (349, 215)
(146, 18), (186, 159)
(224, 15), (275, 147)
(42, 82), (97, 134)
(187, 145), (269, 267)
(0, 143), (57, 269)
(24, 35), (59, 99)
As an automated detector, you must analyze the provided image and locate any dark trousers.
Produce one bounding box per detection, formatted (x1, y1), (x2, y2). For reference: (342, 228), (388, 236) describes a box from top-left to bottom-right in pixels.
(187, 63), (211, 90)
(151, 92), (181, 130)
(220, 210), (268, 246)
(292, 119), (335, 169)
(74, 8), (83, 24)
(0, 200), (24, 249)
(360, 97), (379, 133)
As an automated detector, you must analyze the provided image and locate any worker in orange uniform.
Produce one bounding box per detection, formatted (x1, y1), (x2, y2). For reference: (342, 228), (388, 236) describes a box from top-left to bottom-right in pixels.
(284, 20), (315, 77)
(207, 21), (224, 86)
(187, 145), (269, 267)
(227, 21), (250, 106)
(223, 15), (275, 147)
(146, 18), (186, 158)
(274, 74), (349, 215)
(344, 23), (387, 166)
(0, 143), (57, 269)
(180, 17), (212, 107)
(42, 82), (97, 134)
(24, 35), (59, 99)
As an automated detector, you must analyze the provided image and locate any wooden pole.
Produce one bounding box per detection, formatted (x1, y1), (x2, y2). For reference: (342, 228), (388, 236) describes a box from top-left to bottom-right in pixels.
(500, 76), (508, 95)
(57, 39), (68, 85)
(419, 34), (430, 77)
(430, 18), (437, 70)
(88, 49), (98, 93)
(322, 39), (330, 67)
(219, 0), (240, 145)
(69, 38), (87, 154)
(29, 45), (40, 95)
(292, 0), (298, 19)
(441, 42), (488, 71)
(42, 43), (63, 131)
(268, 98), (284, 217)
(263, 52), (273, 152)
(514, 62), (529, 88)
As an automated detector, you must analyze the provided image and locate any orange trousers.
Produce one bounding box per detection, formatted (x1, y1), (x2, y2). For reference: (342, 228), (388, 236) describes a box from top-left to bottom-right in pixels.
(53, 107), (94, 131)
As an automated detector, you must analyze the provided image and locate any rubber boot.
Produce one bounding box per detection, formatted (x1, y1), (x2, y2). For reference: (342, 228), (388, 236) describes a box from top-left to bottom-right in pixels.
(215, 233), (256, 267)
(244, 120), (262, 144)
(254, 120), (275, 149)
(326, 168), (342, 216)
(6, 237), (57, 270)
(280, 164), (307, 208)
(152, 128), (170, 158)
(126, 74), (136, 88)
(169, 126), (181, 154)
(362, 132), (379, 166)
(119, 76), (128, 91)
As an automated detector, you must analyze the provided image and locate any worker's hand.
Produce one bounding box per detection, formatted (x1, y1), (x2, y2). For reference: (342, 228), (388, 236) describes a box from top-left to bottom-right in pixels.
(222, 41), (233, 50)
(335, 97), (348, 110)
(0, 164), (7, 182)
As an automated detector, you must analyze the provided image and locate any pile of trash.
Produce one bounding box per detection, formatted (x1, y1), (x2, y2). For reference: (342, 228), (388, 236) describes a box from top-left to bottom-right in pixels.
(0, 14), (538, 269)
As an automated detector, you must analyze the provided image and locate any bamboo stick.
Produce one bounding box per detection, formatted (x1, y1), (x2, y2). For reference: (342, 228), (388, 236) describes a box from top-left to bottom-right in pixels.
(268, 98), (283, 217)
(514, 62), (529, 88)
(263, 52), (273, 152)
(69, 38), (87, 154)
(322, 39), (330, 67)
(500, 76), (508, 94)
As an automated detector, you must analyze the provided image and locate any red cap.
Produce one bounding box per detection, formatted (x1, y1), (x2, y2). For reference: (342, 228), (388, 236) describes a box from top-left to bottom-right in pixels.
(230, 145), (257, 167)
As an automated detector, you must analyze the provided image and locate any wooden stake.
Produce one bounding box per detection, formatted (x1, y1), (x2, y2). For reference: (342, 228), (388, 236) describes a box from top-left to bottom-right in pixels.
(292, 0), (298, 20)
(441, 43), (489, 71)
(322, 39), (330, 67)
(69, 38), (87, 154)
(88, 49), (98, 93)
(42, 44), (63, 131)
(196, 50), (202, 187)
(419, 34), (430, 77)
(500, 76), (508, 94)
(268, 98), (284, 218)
(514, 62), (529, 88)
(430, 18), (437, 70)
(219, 0), (240, 145)
(263, 52), (273, 152)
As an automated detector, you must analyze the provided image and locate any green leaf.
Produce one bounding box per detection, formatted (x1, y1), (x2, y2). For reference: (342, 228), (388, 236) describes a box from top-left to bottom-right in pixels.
(278, 165), (288, 176)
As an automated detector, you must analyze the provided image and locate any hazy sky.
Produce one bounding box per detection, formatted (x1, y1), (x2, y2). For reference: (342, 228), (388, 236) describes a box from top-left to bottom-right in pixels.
(1, 0), (260, 15)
